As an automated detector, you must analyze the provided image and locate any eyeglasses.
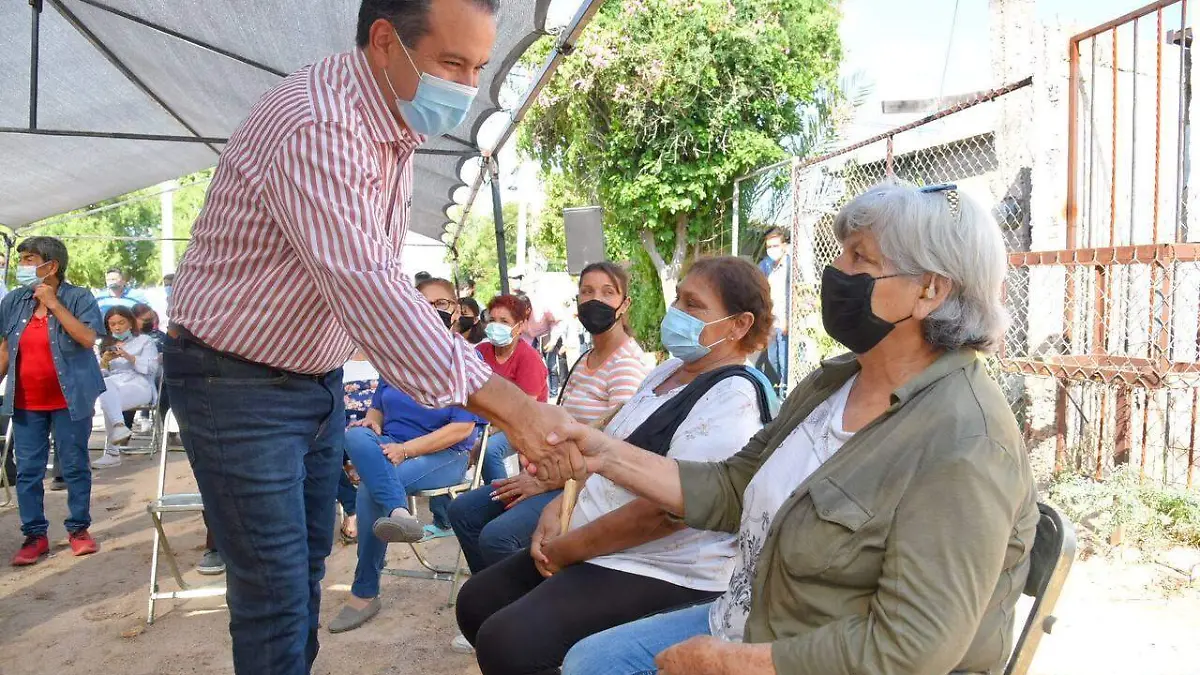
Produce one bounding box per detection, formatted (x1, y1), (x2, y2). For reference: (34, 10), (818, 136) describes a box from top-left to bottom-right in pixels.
(918, 183), (961, 222)
(429, 298), (458, 312)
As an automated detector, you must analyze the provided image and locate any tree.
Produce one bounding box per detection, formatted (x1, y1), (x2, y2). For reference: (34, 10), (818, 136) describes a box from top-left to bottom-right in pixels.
(454, 202), (522, 302)
(10, 170), (212, 289)
(520, 0), (842, 309)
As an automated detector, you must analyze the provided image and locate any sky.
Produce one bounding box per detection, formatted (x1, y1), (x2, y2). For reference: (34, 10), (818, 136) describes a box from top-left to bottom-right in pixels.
(839, 0), (1153, 142)
(456, 0), (1161, 235)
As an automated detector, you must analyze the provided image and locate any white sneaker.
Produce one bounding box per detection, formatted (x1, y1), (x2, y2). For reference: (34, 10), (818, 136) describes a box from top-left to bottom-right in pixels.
(449, 634), (474, 654)
(92, 452), (122, 469)
(109, 424), (133, 446)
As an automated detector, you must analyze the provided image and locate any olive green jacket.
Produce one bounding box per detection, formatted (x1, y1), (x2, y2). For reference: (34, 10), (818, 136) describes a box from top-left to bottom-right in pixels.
(678, 349), (1039, 675)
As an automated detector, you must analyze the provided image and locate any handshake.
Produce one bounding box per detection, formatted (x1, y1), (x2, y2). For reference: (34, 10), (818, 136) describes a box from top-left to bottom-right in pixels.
(499, 402), (611, 482)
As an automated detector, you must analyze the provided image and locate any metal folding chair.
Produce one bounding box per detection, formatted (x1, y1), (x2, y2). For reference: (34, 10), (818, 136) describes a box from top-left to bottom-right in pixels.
(110, 366), (166, 457)
(144, 409), (225, 623)
(1003, 502), (1077, 675)
(383, 424), (491, 606)
(0, 418), (12, 507)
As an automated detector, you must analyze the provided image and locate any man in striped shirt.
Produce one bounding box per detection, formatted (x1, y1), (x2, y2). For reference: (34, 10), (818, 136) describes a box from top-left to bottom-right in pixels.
(164, 1), (582, 672)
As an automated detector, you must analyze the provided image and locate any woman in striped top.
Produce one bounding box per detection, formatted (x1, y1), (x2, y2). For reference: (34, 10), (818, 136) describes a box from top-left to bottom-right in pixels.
(445, 263), (650, 652)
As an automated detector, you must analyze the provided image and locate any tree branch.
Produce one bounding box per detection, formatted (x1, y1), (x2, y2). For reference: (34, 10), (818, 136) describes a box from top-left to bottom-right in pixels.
(640, 228), (668, 272)
(670, 212), (689, 268)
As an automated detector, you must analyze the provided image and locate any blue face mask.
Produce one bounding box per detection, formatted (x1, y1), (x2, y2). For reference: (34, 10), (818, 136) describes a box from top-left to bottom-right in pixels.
(16, 262), (49, 288)
(485, 322), (515, 348)
(659, 306), (735, 363)
(384, 33), (477, 138)
(112, 330), (133, 342)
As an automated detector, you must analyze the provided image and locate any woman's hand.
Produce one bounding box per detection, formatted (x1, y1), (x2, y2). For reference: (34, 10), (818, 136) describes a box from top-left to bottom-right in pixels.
(349, 417), (382, 435)
(656, 637), (774, 675)
(545, 422), (616, 473)
(529, 495), (576, 577)
(490, 473), (550, 509)
(115, 346), (133, 362)
(381, 442), (407, 465)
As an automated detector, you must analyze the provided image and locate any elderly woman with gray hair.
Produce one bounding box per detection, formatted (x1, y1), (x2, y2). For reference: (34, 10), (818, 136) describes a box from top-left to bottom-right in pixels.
(551, 181), (1040, 675)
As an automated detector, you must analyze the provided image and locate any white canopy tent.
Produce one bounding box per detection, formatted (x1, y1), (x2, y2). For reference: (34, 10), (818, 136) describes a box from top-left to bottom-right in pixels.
(0, 0), (602, 288)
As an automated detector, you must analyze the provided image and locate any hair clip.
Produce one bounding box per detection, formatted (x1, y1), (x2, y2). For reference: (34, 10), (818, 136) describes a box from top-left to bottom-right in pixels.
(918, 183), (960, 222)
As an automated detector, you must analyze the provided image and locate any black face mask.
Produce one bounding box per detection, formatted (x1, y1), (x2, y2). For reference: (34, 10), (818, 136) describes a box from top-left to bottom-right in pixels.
(141, 321), (154, 333)
(578, 299), (620, 335)
(436, 310), (455, 329)
(820, 265), (911, 354)
(457, 315), (478, 332)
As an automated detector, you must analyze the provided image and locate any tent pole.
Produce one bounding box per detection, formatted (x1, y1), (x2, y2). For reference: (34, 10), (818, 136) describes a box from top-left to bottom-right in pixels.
(489, 157), (510, 296)
(29, 0), (42, 128)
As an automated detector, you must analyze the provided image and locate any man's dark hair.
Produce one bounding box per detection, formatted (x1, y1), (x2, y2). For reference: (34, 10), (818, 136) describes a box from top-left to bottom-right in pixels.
(105, 267), (125, 278)
(16, 236), (69, 283)
(414, 270), (433, 283)
(763, 227), (789, 244)
(162, 273), (175, 285)
(356, 0), (500, 48)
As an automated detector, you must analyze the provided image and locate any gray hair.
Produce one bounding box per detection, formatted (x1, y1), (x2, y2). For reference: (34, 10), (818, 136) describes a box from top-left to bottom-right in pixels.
(16, 236), (69, 283)
(832, 181), (1009, 353)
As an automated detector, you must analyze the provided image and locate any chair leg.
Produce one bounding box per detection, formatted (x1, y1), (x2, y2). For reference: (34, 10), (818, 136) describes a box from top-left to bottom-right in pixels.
(148, 512), (163, 624)
(0, 419), (13, 508)
(151, 512), (190, 590)
(447, 546), (468, 607)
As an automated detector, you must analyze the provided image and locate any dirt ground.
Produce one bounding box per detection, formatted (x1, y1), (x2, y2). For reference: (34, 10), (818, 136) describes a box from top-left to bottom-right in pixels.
(0, 446), (1198, 675)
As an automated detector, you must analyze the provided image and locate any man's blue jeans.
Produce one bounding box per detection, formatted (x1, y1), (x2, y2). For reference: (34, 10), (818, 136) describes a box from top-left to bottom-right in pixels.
(163, 336), (343, 675)
(561, 601), (714, 675)
(344, 426), (469, 598)
(447, 482), (561, 573)
(12, 408), (92, 537)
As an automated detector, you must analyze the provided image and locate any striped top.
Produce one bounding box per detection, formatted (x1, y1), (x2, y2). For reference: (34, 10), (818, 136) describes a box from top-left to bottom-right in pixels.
(560, 338), (651, 425)
(170, 49), (490, 408)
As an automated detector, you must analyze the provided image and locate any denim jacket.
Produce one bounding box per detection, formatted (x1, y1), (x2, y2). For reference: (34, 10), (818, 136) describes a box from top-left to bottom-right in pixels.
(0, 282), (106, 421)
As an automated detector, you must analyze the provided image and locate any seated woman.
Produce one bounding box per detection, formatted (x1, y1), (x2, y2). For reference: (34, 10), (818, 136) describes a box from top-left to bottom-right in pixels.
(474, 294), (550, 483)
(456, 297), (486, 344)
(559, 182), (1040, 675)
(445, 263), (652, 653)
(455, 257), (776, 675)
(328, 279), (482, 633)
(91, 306), (159, 469)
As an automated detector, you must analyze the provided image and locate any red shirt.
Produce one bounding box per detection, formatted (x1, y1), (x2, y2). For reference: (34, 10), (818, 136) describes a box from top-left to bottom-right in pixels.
(14, 314), (68, 411)
(476, 341), (549, 403)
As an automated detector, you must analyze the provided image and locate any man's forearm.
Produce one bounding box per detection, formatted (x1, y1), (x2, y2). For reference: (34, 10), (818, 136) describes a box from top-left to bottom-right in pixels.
(466, 375), (535, 439)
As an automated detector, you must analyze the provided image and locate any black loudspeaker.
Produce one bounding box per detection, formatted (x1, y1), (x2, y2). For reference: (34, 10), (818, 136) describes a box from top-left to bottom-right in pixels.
(564, 206), (605, 275)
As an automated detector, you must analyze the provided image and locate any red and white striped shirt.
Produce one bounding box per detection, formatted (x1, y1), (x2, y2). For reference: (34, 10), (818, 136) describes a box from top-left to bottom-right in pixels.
(171, 49), (490, 408)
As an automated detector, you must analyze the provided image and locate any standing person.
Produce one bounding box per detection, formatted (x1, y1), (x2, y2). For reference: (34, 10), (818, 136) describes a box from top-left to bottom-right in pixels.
(95, 267), (148, 315)
(757, 227), (791, 394)
(162, 2), (581, 673)
(1, 237), (105, 566)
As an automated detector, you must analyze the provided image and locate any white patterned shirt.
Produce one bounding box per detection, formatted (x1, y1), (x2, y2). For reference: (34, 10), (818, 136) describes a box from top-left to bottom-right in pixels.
(710, 374), (857, 640)
(569, 359), (767, 592)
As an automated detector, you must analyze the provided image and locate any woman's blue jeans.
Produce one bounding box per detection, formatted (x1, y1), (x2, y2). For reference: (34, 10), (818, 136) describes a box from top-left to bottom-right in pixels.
(344, 426), (469, 599)
(561, 601), (714, 675)
(447, 482), (561, 573)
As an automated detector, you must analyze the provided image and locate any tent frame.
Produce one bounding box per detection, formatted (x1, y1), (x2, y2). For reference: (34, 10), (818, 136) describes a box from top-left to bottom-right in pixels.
(2, 0), (607, 282)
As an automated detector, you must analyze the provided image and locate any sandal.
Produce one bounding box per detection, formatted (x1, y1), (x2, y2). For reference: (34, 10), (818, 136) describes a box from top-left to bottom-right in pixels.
(339, 515), (358, 545)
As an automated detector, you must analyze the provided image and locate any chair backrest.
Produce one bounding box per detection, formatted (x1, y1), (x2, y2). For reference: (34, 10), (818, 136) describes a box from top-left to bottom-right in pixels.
(1004, 502), (1077, 675)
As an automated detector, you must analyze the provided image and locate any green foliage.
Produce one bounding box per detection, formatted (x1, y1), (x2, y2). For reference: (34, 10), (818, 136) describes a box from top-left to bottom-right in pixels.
(454, 202), (521, 302)
(1048, 466), (1200, 550)
(11, 170), (212, 289)
(520, 0), (841, 330)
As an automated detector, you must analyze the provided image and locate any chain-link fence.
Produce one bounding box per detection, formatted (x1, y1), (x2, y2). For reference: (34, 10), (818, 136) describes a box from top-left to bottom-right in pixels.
(732, 23), (1200, 492)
